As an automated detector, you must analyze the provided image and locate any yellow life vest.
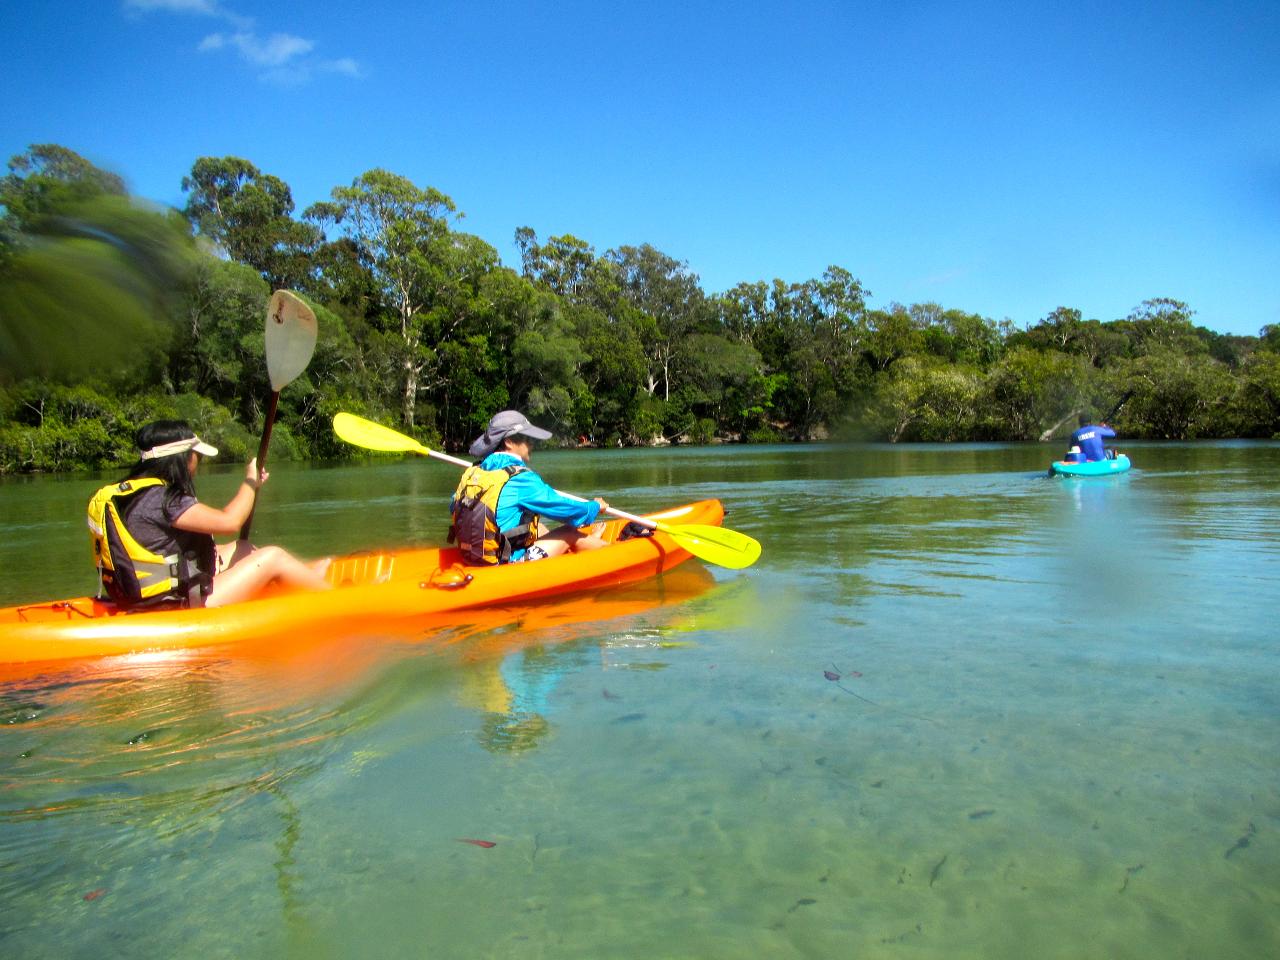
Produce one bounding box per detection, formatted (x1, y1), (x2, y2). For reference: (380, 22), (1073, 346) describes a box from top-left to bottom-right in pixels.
(449, 464), (542, 565)
(87, 478), (213, 607)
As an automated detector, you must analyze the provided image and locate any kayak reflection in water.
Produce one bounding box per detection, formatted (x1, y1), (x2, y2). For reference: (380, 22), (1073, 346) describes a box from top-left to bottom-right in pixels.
(87, 420), (330, 609)
(450, 410), (613, 564)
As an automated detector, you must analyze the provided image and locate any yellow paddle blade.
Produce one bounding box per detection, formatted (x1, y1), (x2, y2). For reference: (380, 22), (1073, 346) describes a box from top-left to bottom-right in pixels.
(334, 410), (764, 571)
(657, 522), (762, 569)
(333, 412), (429, 455)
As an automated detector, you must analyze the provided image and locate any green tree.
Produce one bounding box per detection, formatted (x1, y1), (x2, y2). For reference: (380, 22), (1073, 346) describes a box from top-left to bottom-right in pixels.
(515, 229), (600, 301)
(980, 347), (1091, 440)
(0, 144), (126, 231)
(1260, 324), (1280, 353)
(305, 170), (464, 429)
(676, 333), (768, 437)
(863, 357), (981, 442)
(1120, 349), (1233, 438)
(607, 244), (711, 403)
(917, 304), (1004, 368)
(864, 305), (921, 372)
(1, 144), (194, 383)
(1122, 298), (1203, 356)
(170, 258), (271, 413)
(182, 156), (322, 290)
(1231, 351), (1280, 437)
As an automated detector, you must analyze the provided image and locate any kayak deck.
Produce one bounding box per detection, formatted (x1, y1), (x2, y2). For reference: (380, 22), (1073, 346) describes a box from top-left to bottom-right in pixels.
(0, 499), (724, 669)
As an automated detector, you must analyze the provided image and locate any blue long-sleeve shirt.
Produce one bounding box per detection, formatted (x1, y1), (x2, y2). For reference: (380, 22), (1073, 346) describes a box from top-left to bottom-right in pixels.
(1070, 424), (1116, 462)
(464, 452), (601, 560)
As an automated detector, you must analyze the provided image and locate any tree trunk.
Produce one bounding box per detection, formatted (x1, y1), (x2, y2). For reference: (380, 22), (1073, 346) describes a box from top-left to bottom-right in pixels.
(402, 360), (418, 429)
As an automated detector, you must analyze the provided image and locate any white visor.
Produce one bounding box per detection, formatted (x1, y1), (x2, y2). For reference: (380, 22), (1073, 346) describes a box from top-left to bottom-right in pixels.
(139, 436), (219, 460)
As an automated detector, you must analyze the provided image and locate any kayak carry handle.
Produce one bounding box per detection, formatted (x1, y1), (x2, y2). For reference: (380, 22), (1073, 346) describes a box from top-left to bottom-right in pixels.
(424, 567), (474, 591)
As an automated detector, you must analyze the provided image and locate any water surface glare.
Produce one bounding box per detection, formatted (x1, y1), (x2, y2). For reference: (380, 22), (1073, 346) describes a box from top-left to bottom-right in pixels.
(2, 441), (1278, 958)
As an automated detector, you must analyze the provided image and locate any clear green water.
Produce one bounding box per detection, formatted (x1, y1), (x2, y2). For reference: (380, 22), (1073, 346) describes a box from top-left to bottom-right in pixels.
(2, 442), (1278, 959)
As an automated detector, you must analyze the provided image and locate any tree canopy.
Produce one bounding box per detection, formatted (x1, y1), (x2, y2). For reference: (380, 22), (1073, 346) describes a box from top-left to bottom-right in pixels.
(2, 143), (1277, 473)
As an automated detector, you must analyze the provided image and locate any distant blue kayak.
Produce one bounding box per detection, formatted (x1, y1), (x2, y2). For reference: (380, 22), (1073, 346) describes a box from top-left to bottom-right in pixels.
(1050, 454), (1131, 477)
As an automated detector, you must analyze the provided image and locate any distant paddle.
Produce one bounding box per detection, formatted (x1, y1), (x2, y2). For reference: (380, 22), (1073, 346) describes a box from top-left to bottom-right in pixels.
(240, 291), (318, 541)
(1039, 389), (1136, 443)
(331, 412), (762, 569)
(1103, 389), (1135, 424)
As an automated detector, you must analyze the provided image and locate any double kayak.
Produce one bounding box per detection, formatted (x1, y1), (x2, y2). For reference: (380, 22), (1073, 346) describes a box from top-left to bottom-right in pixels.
(0, 499), (724, 671)
(1049, 454), (1131, 477)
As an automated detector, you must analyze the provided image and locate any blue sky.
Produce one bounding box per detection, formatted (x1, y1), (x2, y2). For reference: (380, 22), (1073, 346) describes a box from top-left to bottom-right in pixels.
(3, 0), (1278, 336)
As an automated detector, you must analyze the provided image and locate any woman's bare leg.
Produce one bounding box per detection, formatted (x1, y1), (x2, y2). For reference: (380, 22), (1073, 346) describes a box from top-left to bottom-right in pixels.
(206, 543), (331, 607)
(530, 525), (608, 558)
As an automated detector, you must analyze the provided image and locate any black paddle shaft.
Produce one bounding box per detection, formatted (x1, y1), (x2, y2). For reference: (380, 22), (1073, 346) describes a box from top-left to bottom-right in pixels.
(1104, 389), (1136, 424)
(239, 390), (280, 541)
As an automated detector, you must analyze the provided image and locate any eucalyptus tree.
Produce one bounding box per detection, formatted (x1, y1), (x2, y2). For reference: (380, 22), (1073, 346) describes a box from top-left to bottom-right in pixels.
(516, 228), (659, 442)
(468, 265), (586, 432)
(305, 170), (475, 430)
(1122, 298), (1203, 356)
(798, 266), (870, 378)
(181, 156), (321, 290)
(606, 243), (711, 404)
(515, 228), (600, 301)
(724, 269), (870, 438)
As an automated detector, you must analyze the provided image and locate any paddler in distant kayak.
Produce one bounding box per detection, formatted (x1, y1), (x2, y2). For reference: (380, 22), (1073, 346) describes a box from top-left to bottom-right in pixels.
(88, 420), (330, 609)
(450, 410), (611, 564)
(1068, 413), (1118, 462)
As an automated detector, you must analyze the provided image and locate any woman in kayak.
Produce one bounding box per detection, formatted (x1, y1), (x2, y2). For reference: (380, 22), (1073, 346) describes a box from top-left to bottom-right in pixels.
(89, 420), (330, 608)
(451, 410), (611, 564)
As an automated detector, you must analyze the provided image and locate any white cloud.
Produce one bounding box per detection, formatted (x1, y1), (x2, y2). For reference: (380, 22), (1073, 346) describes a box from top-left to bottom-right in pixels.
(125, 0), (221, 13)
(321, 58), (361, 78)
(129, 1), (358, 83)
(124, 0), (252, 29)
(228, 31), (314, 67)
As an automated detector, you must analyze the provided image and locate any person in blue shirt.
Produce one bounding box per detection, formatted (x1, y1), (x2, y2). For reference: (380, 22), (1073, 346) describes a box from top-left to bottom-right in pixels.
(1069, 414), (1117, 462)
(451, 410), (610, 563)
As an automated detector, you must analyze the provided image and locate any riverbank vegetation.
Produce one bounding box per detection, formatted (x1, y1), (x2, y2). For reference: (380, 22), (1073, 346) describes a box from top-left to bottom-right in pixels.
(2, 143), (1278, 473)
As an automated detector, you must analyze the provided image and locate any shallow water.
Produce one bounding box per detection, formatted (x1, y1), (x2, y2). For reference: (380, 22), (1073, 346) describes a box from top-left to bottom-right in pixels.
(2, 442), (1278, 958)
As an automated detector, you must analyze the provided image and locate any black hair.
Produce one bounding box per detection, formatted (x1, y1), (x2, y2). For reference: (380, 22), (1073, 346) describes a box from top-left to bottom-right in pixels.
(124, 420), (198, 507)
(1078, 413), (1093, 428)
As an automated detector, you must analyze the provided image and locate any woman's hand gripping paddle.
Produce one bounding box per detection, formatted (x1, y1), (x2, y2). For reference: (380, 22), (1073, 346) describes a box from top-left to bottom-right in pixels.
(331, 412), (762, 569)
(239, 291), (318, 541)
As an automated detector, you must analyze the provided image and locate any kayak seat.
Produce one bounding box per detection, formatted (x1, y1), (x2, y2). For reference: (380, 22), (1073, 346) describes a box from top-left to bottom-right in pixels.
(327, 553), (395, 587)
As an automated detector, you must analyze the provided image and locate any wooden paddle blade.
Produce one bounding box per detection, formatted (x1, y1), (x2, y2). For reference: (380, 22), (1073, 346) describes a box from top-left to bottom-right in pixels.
(265, 290), (318, 391)
(333, 412), (430, 454)
(658, 523), (761, 569)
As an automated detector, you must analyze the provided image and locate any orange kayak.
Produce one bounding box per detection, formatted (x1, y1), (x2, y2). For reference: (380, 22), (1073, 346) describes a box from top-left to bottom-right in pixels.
(0, 499), (723, 670)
